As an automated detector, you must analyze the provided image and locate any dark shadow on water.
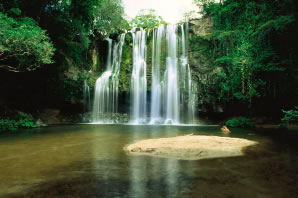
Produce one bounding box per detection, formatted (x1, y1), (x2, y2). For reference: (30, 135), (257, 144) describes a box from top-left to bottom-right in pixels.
(5, 158), (192, 198)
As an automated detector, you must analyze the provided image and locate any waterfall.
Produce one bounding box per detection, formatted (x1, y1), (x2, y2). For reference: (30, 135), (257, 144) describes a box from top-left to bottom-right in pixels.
(150, 26), (164, 124)
(130, 23), (197, 124)
(164, 24), (180, 124)
(92, 34), (126, 123)
(180, 23), (198, 123)
(130, 29), (147, 124)
(186, 64), (198, 123)
(83, 79), (91, 112)
(91, 23), (197, 125)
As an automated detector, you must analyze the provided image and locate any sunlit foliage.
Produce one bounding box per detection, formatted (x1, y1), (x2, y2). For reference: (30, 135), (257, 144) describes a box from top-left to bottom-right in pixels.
(0, 11), (55, 72)
(130, 9), (167, 28)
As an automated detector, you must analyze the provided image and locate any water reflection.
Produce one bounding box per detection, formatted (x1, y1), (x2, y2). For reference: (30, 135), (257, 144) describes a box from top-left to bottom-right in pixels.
(127, 126), (190, 197)
(0, 125), (297, 198)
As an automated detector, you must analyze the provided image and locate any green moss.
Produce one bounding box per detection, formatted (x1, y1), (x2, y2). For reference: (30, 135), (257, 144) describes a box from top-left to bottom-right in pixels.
(120, 42), (132, 91)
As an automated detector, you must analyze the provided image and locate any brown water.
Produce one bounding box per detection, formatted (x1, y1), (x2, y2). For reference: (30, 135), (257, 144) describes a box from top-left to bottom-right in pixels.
(0, 124), (297, 198)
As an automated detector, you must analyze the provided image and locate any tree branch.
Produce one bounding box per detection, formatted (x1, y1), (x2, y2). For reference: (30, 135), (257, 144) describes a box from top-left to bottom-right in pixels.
(0, 65), (21, 72)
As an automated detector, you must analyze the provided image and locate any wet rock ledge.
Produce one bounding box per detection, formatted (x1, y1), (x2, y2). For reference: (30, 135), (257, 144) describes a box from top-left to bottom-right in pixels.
(125, 135), (257, 160)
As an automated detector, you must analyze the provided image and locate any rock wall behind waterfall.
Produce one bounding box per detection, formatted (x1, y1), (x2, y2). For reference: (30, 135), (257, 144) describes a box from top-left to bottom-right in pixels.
(188, 17), (225, 114)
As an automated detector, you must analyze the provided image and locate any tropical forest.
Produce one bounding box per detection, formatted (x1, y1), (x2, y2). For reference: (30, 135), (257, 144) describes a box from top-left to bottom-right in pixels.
(0, 0), (297, 197)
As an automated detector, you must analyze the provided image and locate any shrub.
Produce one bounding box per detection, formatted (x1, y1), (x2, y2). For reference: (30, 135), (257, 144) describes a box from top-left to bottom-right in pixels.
(0, 119), (18, 131)
(279, 107), (298, 128)
(15, 112), (35, 128)
(17, 118), (35, 128)
(0, 112), (36, 132)
(225, 117), (255, 128)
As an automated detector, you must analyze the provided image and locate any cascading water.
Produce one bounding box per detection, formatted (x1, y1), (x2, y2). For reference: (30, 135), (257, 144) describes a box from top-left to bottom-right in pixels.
(91, 23), (197, 125)
(150, 26), (164, 124)
(129, 24), (197, 124)
(164, 24), (180, 124)
(186, 64), (198, 123)
(130, 29), (147, 124)
(83, 79), (91, 112)
(92, 34), (125, 123)
(179, 23), (198, 123)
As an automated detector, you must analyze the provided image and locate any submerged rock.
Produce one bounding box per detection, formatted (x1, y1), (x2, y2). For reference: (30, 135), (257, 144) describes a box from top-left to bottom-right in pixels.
(125, 135), (257, 160)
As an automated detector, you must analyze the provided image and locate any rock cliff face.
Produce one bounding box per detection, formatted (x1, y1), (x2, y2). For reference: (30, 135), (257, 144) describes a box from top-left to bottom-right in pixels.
(189, 17), (224, 113)
(189, 17), (213, 36)
(189, 17), (214, 74)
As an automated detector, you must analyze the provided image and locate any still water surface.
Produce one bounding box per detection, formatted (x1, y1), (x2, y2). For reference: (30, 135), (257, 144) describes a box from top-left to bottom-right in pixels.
(0, 125), (297, 198)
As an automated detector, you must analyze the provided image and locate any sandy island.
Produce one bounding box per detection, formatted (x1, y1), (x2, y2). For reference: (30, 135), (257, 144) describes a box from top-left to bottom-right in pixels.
(125, 135), (258, 160)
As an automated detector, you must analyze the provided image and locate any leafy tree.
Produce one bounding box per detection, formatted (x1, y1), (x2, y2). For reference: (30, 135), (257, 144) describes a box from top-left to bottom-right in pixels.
(38, 0), (129, 69)
(1, 0), (128, 70)
(194, 0), (218, 14)
(0, 12), (55, 72)
(130, 9), (167, 28)
(197, 0), (298, 112)
(93, 0), (129, 37)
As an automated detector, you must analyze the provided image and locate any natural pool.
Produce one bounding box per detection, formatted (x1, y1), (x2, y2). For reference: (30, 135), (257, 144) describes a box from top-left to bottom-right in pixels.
(0, 125), (297, 198)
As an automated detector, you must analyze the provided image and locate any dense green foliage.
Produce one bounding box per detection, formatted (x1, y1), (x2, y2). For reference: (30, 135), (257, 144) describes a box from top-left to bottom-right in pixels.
(120, 35), (133, 91)
(280, 107), (298, 128)
(225, 117), (255, 128)
(0, 112), (35, 132)
(0, 11), (55, 72)
(0, 0), (129, 115)
(130, 9), (167, 28)
(196, 0), (298, 114)
(37, 0), (128, 69)
(1, 0), (128, 71)
(0, 119), (18, 131)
